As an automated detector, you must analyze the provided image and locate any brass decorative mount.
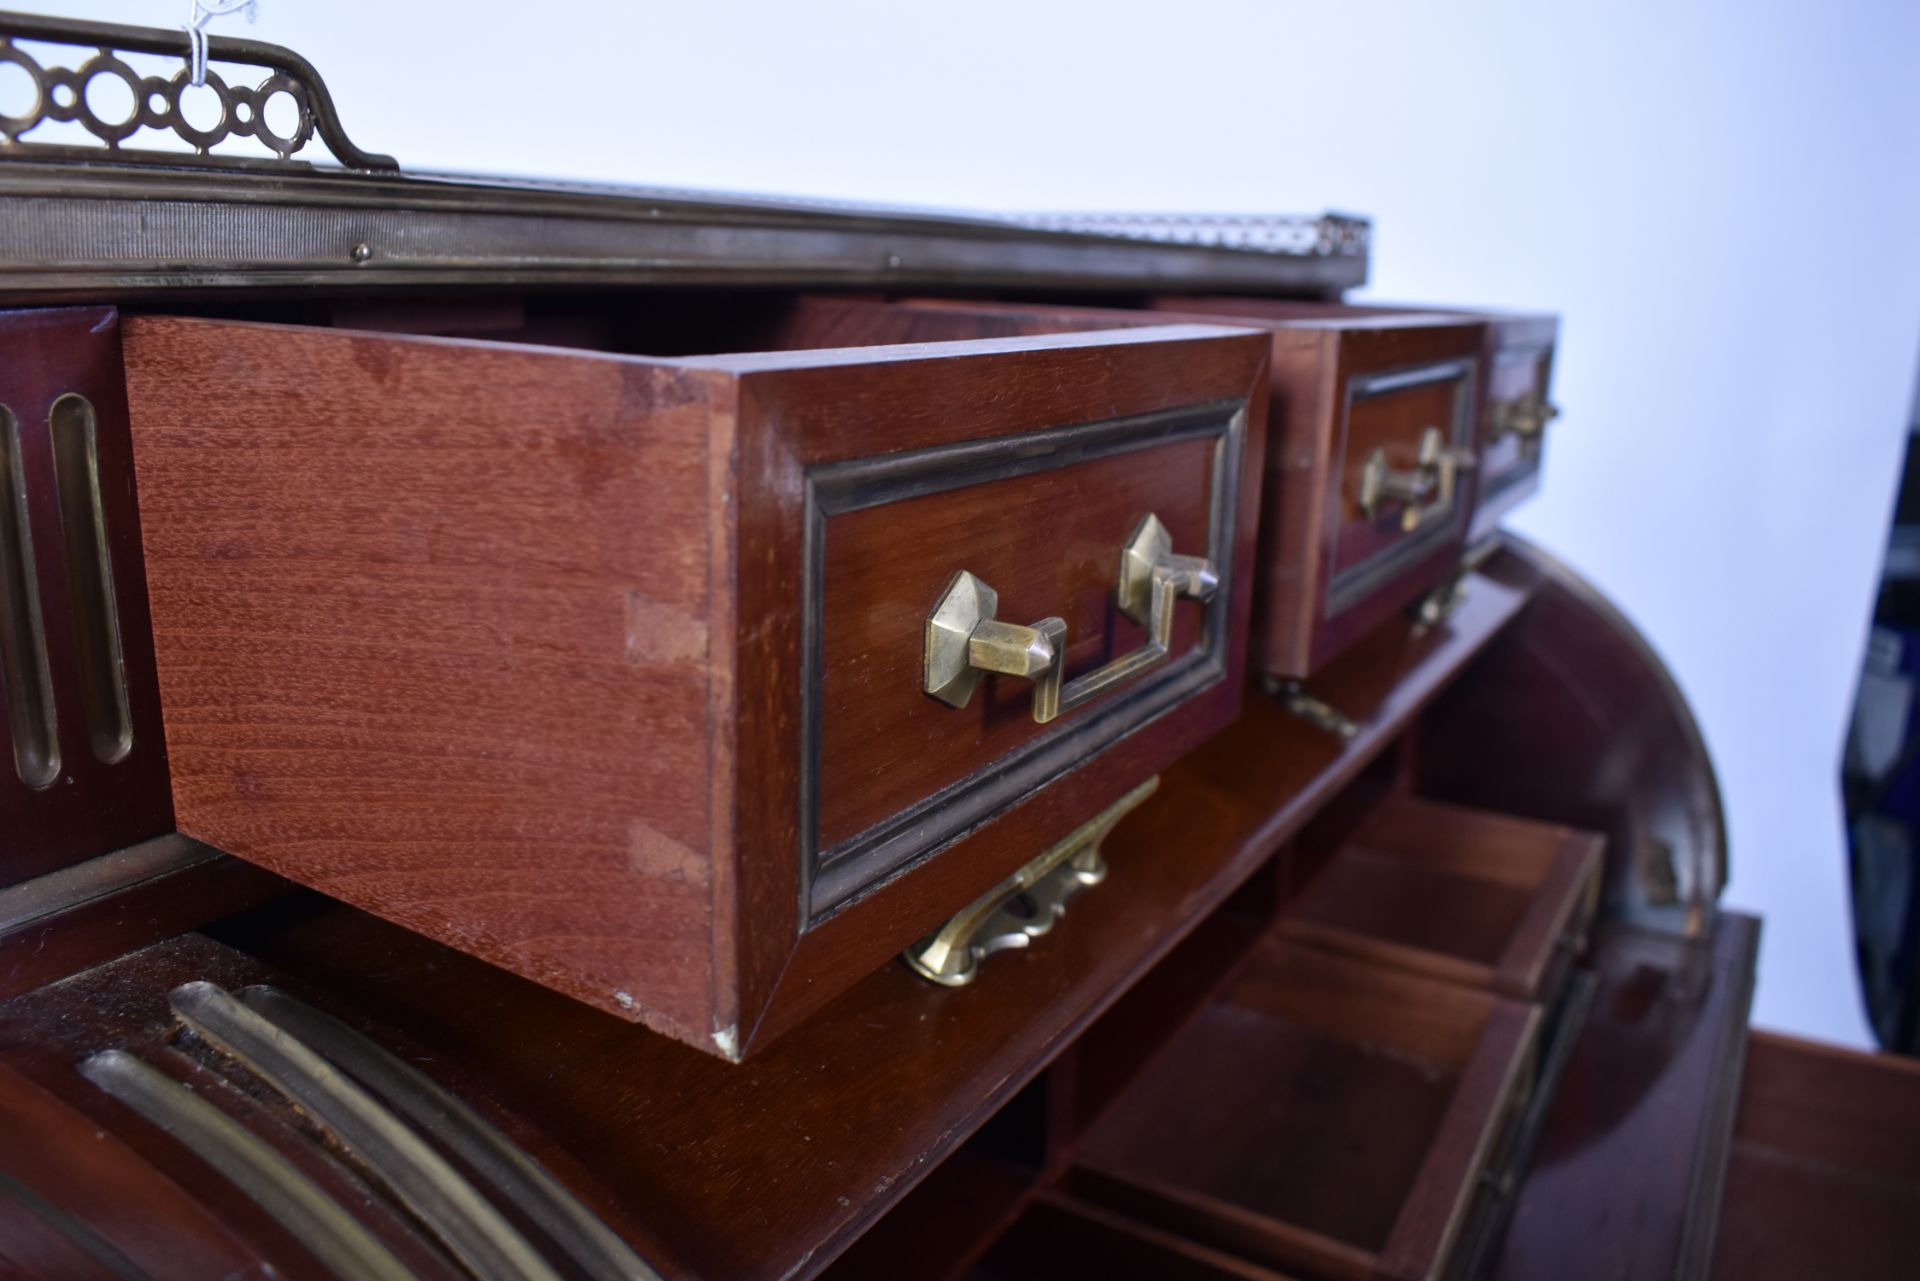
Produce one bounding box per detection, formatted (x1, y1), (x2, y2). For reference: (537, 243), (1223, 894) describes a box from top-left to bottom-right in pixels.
(0, 10), (395, 170)
(903, 777), (1160, 987)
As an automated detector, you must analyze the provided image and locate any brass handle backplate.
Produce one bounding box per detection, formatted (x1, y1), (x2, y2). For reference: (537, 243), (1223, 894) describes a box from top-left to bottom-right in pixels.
(923, 514), (1217, 725)
(903, 777), (1159, 987)
(1357, 425), (1473, 533)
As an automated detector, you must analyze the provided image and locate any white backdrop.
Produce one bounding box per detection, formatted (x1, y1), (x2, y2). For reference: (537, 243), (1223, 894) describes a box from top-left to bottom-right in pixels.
(26, 0), (1920, 1045)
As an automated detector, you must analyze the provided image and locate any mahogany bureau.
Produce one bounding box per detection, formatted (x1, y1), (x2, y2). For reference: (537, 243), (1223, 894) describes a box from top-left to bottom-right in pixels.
(0, 13), (1916, 1281)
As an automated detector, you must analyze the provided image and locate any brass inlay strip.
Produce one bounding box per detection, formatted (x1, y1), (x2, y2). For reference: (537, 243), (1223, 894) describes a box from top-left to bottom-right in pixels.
(78, 1049), (416, 1281)
(0, 403), (59, 788)
(48, 394), (133, 764)
(233, 985), (662, 1281)
(169, 981), (563, 1281)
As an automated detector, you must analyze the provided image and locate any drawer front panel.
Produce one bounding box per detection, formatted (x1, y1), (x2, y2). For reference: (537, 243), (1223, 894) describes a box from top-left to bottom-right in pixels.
(810, 403), (1239, 913)
(1473, 337), (1556, 539)
(1327, 358), (1476, 615)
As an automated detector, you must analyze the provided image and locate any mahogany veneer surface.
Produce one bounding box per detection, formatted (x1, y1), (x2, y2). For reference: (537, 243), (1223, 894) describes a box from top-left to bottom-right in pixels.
(1416, 541), (1727, 932)
(1492, 913), (1760, 1281)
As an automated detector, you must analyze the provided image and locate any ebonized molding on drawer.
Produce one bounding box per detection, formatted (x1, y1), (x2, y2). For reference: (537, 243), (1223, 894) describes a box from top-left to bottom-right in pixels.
(116, 315), (1269, 1058)
(777, 297), (1487, 678)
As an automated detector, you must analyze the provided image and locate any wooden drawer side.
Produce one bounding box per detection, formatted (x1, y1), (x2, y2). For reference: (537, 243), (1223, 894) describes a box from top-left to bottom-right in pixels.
(121, 315), (735, 1044)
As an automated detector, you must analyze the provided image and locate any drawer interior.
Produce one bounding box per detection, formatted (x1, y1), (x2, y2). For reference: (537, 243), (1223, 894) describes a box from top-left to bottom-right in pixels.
(1284, 795), (1603, 999)
(1070, 941), (1538, 1280)
(974, 1193), (1302, 1281)
(275, 291), (1132, 359)
(1711, 1032), (1920, 1281)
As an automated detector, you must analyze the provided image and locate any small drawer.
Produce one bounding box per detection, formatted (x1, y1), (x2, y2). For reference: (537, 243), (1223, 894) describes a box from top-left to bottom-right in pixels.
(1149, 299), (1486, 674)
(979, 1193), (1304, 1281)
(1281, 795), (1603, 1002)
(117, 309), (1270, 1057)
(1072, 941), (1539, 1281)
(1159, 300), (1559, 548)
(785, 297), (1486, 677)
(1471, 312), (1559, 543)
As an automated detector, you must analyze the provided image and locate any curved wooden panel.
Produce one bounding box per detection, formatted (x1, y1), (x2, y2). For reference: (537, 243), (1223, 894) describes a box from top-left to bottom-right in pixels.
(1414, 534), (1727, 933)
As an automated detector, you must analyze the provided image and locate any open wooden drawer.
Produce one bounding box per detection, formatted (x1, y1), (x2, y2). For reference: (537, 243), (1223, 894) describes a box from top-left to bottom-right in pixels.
(111, 304), (1271, 1057)
(1281, 795), (1603, 1002)
(1070, 941), (1539, 1281)
(1711, 1031), (1920, 1280)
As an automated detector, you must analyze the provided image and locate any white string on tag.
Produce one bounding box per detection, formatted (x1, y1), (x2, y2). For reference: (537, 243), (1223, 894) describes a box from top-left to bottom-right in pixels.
(182, 0), (258, 87)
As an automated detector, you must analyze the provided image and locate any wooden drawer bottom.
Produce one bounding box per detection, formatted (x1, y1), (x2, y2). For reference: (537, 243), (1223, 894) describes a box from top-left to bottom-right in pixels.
(1071, 942), (1538, 1281)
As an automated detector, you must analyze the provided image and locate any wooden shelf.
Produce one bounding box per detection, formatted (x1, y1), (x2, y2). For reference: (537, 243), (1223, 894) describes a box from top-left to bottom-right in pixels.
(0, 569), (1533, 1281)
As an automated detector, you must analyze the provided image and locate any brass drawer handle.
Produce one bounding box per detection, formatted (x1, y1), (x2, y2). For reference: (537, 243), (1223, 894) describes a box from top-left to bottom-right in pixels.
(1358, 425), (1473, 533)
(1494, 393), (1561, 443)
(923, 513), (1217, 725)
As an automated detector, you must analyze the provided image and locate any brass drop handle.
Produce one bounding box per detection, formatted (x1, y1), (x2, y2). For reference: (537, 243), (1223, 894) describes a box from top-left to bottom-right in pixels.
(904, 778), (1160, 987)
(924, 513), (1217, 725)
(1358, 426), (1473, 533)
